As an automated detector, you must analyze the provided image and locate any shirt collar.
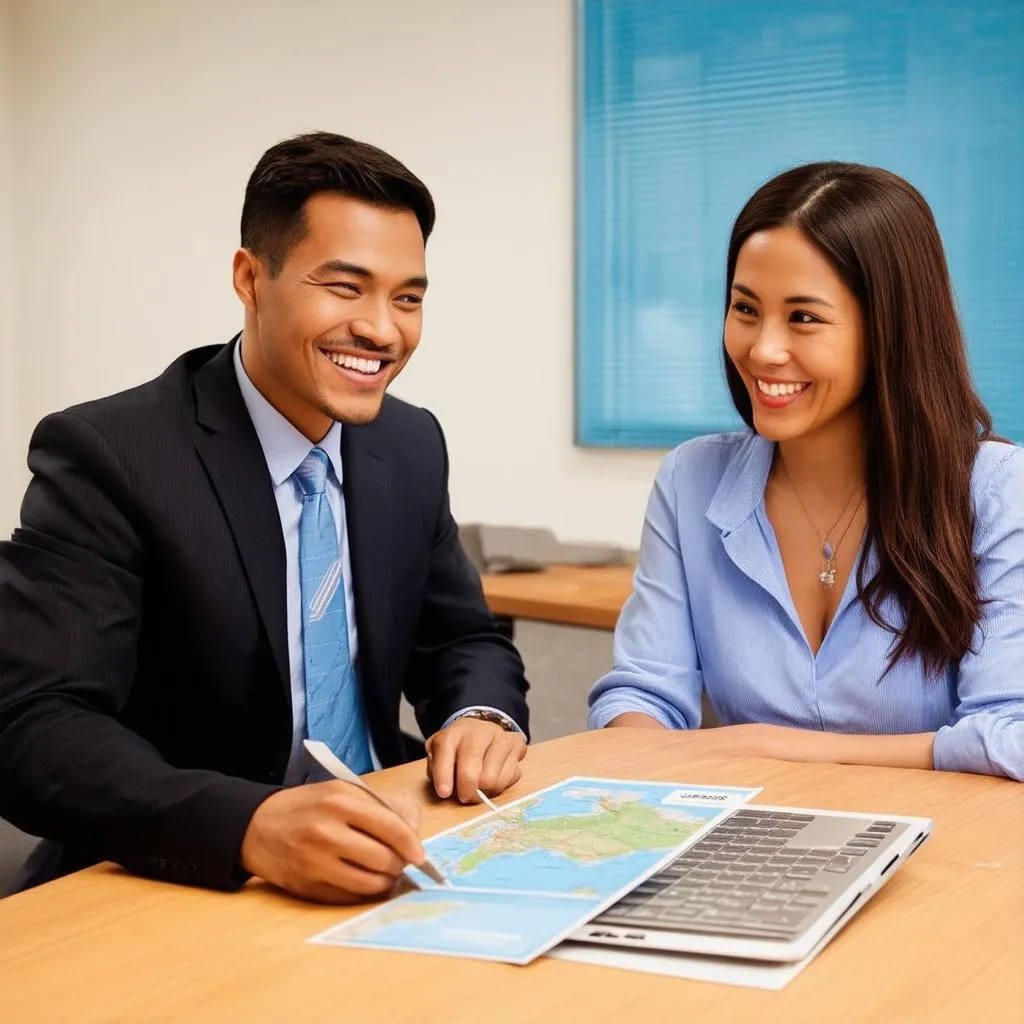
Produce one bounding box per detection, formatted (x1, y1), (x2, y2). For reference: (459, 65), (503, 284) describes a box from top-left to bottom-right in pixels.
(232, 338), (344, 489)
(705, 431), (775, 534)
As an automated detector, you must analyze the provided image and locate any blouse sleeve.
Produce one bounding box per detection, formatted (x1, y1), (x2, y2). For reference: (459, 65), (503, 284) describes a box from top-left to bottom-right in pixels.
(588, 451), (704, 730)
(932, 446), (1024, 780)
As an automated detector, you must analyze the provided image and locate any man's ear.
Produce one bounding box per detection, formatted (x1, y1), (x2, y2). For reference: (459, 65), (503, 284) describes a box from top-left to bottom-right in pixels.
(232, 249), (259, 310)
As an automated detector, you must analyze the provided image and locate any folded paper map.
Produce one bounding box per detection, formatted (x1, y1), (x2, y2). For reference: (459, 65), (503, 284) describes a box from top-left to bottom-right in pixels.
(309, 776), (760, 964)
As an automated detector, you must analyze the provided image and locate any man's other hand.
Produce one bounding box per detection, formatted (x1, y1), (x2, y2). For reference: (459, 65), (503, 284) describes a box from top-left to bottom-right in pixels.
(426, 717), (526, 803)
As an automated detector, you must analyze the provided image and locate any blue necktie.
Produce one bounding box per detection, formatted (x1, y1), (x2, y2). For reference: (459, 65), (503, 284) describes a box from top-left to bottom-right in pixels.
(293, 448), (373, 775)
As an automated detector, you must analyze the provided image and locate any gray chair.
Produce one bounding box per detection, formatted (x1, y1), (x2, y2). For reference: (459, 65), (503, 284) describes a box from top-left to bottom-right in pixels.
(458, 523), (633, 575)
(0, 817), (40, 896)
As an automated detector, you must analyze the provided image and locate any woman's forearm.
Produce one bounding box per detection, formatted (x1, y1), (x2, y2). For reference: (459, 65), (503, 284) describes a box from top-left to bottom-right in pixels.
(607, 712), (668, 730)
(602, 716), (936, 770)
(760, 726), (935, 770)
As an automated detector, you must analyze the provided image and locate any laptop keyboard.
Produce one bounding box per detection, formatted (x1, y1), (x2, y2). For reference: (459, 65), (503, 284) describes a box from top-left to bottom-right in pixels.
(592, 809), (901, 941)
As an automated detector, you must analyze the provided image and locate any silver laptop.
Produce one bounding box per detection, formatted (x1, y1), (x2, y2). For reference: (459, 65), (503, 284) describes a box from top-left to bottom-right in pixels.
(572, 806), (933, 963)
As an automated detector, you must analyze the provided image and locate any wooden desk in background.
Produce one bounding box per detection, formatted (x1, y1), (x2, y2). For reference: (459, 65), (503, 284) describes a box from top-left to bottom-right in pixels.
(1, 730), (1021, 1023)
(481, 564), (634, 630)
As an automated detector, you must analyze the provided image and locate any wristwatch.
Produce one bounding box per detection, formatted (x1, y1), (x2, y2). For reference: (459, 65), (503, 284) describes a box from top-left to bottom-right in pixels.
(457, 708), (519, 732)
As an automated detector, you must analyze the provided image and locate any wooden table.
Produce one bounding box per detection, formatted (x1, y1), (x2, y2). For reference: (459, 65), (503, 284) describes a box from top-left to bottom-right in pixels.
(481, 564), (634, 630)
(1, 730), (1021, 1023)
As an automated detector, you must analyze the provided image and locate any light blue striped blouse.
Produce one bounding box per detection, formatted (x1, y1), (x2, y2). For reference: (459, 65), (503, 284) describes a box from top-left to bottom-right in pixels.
(588, 431), (1024, 781)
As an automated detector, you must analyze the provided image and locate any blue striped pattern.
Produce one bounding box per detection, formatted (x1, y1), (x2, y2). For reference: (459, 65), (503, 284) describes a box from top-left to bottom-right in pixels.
(294, 449), (373, 775)
(232, 342), (368, 781)
(577, 0), (1024, 447)
(588, 432), (1024, 780)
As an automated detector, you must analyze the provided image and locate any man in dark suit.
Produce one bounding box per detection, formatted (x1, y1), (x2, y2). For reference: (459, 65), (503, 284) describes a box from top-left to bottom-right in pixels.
(0, 132), (529, 903)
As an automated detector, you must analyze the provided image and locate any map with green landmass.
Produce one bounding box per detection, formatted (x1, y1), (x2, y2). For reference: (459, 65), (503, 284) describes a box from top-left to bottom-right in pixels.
(451, 788), (705, 881)
(415, 781), (719, 897)
(312, 777), (759, 965)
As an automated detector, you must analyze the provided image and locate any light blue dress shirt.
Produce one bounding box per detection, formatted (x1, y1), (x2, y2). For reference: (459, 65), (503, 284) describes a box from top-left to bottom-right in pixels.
(588, 431), (1024, 781)
(233, 342), (367, 784)
(233, 342), (521, 784)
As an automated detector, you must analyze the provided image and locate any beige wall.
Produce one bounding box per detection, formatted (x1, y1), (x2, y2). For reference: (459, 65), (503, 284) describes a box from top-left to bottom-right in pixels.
(0, 0), (23, 533)
(6, 0), (664, 546)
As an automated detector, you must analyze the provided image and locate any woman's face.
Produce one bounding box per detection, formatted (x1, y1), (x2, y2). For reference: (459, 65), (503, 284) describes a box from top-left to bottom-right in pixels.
(725, 225), (867, 443)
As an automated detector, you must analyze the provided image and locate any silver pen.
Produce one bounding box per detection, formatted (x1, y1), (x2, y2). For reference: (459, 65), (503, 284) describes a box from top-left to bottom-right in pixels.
(476, 790), (500, 812)
(302, 739), (452, 887)
(423, 748), (501, 811)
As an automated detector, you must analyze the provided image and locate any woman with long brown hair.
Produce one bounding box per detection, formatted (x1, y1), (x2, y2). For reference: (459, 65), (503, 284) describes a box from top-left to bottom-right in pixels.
(589, 162), (1023, 779)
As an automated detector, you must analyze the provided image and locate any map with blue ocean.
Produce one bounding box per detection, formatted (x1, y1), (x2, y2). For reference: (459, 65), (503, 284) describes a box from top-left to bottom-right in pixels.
(310, 776), (759, 964)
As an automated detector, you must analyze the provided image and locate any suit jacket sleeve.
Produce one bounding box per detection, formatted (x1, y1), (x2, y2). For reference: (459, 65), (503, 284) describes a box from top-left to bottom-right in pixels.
(0, 411), (279, 889)
(403, 412), (530, 740)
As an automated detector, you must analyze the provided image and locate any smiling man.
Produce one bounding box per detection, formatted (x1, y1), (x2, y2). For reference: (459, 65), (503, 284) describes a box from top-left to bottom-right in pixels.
(0, 132), (529, 902)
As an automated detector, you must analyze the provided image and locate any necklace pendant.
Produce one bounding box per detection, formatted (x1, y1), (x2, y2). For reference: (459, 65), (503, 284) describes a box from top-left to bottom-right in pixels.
(822, 542), (835, 562)
(818, 568), (837, 589)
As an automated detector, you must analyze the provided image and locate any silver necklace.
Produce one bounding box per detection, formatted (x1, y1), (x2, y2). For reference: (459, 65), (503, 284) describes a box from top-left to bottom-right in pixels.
(778, 458), (864, 590)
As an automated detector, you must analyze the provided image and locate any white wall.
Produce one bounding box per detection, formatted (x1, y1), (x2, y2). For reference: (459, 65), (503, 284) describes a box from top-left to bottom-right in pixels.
(0, 0), (22, 533)
(8, 0), (665, 546)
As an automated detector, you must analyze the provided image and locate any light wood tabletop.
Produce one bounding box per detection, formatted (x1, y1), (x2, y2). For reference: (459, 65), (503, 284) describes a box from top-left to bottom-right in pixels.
(1, 729), (1021, 1023)
(480, 564), (635, 630)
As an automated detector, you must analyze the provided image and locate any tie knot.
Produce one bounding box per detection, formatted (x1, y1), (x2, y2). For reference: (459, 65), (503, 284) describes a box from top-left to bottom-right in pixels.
(294, 448), (330, 496)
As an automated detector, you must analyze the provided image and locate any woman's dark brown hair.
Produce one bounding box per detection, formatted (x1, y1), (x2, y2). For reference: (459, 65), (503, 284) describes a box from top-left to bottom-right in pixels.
(724, 161), (994, 674)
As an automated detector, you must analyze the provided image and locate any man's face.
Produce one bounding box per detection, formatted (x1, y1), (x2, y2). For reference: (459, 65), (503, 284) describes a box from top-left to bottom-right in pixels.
(234, 193), (427, 440)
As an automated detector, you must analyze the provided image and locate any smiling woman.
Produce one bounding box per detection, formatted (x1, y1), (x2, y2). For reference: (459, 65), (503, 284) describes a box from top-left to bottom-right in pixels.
(725, 228), (867, 440)
(589, 162), (1024, 782)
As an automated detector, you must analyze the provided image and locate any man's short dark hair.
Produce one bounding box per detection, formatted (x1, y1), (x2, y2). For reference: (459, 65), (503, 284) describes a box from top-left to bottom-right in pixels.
(240, 131), (436, 275)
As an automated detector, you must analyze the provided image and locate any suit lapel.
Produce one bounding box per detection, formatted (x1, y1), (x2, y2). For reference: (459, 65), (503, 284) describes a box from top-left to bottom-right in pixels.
(342, 425), (398, 761)
(191, 344), (290, 695)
